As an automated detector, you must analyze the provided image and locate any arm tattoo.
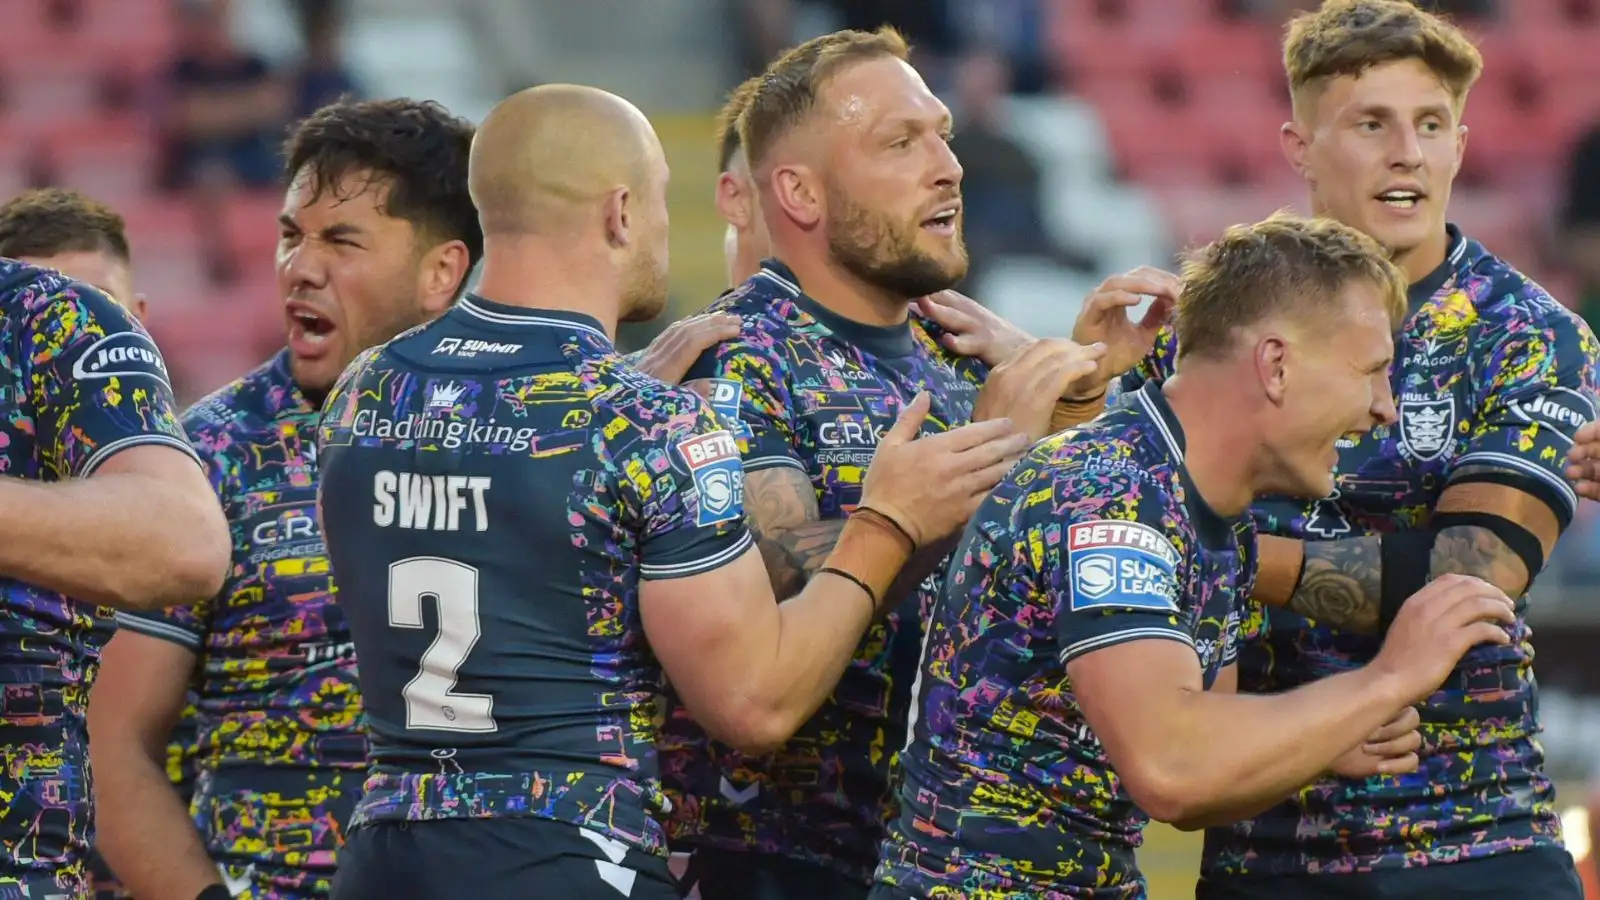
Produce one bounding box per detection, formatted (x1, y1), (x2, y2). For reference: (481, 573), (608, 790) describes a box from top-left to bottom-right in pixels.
(745, 467), (843, 600)
(1430, 527), (1527, 595)
(744, 467), (954, 604)
(1286, 464), (1535, 632)
(1287, 536), (1383, 634)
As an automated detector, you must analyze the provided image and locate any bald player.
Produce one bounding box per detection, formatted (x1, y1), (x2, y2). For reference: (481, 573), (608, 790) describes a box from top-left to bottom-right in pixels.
(316, 84), (1031, 900)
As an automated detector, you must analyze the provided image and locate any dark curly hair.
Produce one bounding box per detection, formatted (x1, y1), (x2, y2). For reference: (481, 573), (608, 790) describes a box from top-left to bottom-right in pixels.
(0, 187), (130, 261)
(282, 98), (483, 269)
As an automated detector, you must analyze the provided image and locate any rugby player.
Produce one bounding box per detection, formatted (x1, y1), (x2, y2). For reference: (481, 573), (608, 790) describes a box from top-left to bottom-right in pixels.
(714, 75), (769, 287)
(0, 187), (204, 900)
(88, 98), (481, 900)
(0, 242), (229, 898)
(1061, 2), (1599, 897)
(876, 213), (1518, 899)
(659, 27), (1107, 900)
(314, 83), (1029, 900)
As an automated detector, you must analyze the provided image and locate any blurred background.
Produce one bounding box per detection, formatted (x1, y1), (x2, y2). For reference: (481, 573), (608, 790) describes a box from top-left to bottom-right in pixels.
(5, 0), (1598, 893)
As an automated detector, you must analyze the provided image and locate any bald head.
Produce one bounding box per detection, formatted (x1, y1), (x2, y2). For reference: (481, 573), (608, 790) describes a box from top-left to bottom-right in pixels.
(469, 84), (664, 236)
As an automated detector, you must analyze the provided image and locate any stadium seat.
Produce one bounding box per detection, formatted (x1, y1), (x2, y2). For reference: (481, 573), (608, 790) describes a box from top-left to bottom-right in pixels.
(222, 191), (288, 263)
(48, 121), (156, 206)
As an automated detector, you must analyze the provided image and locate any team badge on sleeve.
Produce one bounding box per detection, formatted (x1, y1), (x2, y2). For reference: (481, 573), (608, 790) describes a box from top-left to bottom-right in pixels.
(1066, 520), (1179, 612)
(677, 429), (745, 527)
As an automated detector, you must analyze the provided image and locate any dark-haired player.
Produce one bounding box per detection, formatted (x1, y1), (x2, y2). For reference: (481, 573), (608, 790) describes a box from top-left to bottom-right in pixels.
(876, 214), (1517, 899)
(317, 82), (1030, 900)
(1061, 2), (1600, 898)
(88, 98), (482, 900)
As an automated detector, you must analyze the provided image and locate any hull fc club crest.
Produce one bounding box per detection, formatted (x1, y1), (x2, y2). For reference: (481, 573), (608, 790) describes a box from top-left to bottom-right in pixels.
(1399, 394), (1455, 461)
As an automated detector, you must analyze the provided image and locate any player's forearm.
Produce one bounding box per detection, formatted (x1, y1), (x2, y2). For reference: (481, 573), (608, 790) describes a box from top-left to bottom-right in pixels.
(1261, 525), (1528, 634)
(1139, 666), (1410, 829)
(1048, 390), (1110, 432)
(732, 516), (914, 753)
(91, 746), (221, 899)
(756, 514), (946, 604)
(0, 473), (227, 610)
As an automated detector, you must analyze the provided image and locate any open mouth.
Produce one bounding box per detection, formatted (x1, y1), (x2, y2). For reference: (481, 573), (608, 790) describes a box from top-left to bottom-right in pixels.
(1376, 190), (1423, 211)
(921, 205), (960, 236)
(286, 303), (336, 356)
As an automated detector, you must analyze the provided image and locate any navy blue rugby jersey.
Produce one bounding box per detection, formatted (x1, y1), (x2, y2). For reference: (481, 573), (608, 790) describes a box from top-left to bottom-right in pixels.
(656, 260), (987, 883)
(0, 260), (195, 894)
(876, 382), (1252, 899)
(317, 294), (752, 857)
(1121, 227), (1600, 875)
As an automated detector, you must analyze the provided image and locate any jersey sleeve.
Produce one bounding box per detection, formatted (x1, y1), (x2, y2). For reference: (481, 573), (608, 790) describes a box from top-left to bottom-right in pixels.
(1112, 325), (1178, 399)
(1452, 304), (1600, 528)
(683, 326), (803, 473)
(1035, 464), (1190, 664)
(26, 280), (197, 478)
(631, 393), (755, 581)
(113, 431), (227, 650)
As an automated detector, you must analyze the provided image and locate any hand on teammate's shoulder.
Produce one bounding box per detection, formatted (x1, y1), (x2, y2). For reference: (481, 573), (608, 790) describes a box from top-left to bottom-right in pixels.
(631, 313), (742, 384)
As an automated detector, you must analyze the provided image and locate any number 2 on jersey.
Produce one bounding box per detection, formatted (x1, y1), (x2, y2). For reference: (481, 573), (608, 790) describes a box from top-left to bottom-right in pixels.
(387, 556), (497, 732)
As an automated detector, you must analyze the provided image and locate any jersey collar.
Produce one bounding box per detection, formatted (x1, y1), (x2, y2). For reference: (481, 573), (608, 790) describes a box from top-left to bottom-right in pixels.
(757, 258), (917, 359)
(1134, 380), (1242, 547)
(1406, 224), (1479, 316)
(457, 294), (613, 347)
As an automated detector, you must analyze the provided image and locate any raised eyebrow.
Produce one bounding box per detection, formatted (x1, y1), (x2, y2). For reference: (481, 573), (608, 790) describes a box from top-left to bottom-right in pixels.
(277, 213), (300, 232)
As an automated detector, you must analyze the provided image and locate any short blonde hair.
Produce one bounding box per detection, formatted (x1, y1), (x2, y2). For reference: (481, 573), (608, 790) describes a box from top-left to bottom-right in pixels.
(1284, 0), (1483, 117)
(739, 26), (910, 170)
(715, 76), (761, 172)
(1176, 211), (1407, 362)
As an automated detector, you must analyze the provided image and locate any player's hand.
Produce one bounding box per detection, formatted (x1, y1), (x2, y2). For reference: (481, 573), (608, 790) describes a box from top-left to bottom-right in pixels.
(916, 290), (1034, 368)
(858, 392), (1031, 547)
(1565, 420), (1600, 501)
(1328, 706), (1422, 779)
(1070, 266), (1180, 390)
(630, 313), (742, 384)
(973, 338), (1108, 441)
(1372, 574), (1516, 705)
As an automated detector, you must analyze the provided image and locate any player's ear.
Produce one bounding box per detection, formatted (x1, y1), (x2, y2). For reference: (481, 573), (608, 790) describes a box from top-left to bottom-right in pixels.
(1453, 123), (1469, 178)
(131, 293), (149, 323)
(419, 239), (471, 315)
(1279, 120), (1310, 178)
(769, 163), (820, 229)
(715, 171), (751, 230)
(602, 185), (632, 248)
(1255, 334), (1290, 405)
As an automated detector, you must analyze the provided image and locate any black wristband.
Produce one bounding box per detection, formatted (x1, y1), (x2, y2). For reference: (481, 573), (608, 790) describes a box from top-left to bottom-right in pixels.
(819, 566), (879, 611)
(197, 885), (233, 900)
(854, 505), (918, 552)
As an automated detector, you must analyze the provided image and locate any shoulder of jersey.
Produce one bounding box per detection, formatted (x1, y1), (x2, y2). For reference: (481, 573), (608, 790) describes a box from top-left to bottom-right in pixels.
(182, 357), (279, 435)
(707, 278), (788, 332)
(1464, 253), (1578, 331)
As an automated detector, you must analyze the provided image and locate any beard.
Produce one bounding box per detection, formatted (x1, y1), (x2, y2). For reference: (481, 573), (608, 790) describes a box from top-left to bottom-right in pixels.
(619, 243), (670, 323)
(825, 179), (967, 300)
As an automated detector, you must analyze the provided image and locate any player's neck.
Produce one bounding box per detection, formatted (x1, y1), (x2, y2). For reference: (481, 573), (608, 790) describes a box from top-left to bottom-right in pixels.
(775, 247), (912, 328)
(473, 236), (620, 337)
(1390, 226), (1451, 285)
(1160, 372), (1256, 517)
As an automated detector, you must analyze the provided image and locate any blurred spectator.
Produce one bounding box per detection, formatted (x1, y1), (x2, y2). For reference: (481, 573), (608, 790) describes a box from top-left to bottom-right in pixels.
(158, 0), (290, 191)
(947, 50), (1096, 291)
(291, 0), (360, 118)
(1559, 122), (1600, 329)
(947, 0), (1048, 95)
(735, 0), (958, 86)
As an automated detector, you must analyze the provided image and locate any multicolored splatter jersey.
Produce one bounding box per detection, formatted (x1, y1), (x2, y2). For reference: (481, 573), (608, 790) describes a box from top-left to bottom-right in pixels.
(876, 382), (1253, 899)
(117, 350), (365, 898)
(657, 260), (987, 883)
(0, 261), (195, 896)
(317, 296), (751, 857)
(1121, 227), (1600, 877)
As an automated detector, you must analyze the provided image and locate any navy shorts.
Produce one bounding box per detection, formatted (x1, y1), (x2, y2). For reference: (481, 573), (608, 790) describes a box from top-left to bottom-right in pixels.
(333, 817), (678, 900)
(1195, 846), (1583, 900)
(678, 848), (869, 900)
